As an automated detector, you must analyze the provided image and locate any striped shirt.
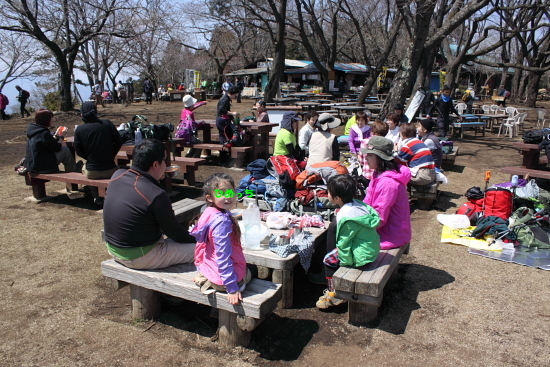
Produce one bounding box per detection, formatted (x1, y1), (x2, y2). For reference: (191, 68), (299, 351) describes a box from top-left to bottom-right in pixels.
(397, 138), (435, 170)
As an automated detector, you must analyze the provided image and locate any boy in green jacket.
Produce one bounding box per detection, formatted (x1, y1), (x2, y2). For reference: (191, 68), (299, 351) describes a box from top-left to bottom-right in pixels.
(316, 174), (381, 309)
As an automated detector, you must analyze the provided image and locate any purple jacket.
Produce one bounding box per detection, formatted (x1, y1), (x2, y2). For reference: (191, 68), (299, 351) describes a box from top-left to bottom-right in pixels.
(363, 164), (411, 249)
(348, 124), (371, 154)
(191, 206), (246, 293)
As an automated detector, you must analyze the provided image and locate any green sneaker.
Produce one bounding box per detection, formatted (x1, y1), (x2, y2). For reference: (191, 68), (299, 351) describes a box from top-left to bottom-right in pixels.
(316, 289), (346, 309)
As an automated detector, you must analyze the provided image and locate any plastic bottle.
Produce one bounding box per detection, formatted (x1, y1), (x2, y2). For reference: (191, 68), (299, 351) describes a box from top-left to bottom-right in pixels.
(242, 202), (261, 250)
(134, 128), (142, 144)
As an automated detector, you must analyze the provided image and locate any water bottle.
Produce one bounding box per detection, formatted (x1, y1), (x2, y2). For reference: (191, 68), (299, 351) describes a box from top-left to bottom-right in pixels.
(242, 202), (261, 250)
(134, 128), (142, 144)
(511, 175), (519, 187)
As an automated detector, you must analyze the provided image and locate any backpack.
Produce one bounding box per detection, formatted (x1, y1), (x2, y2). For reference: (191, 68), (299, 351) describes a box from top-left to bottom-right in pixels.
(246, 159), (269, 180)
(222, 120), (247, 147)
(295, 161), (348, 189)
(21, 90), (30, 100)
(510, 207), (550, 249)
(268, 156), (301, 181)
(522, 129), (550, 144)
(482, 187), (513, 220)
(175, 116), (195, 142)
(461, 90), (471, 102)
(456, 199), (484, 225)
(2, 94), (9, 105)
(504, 90), (511, 98)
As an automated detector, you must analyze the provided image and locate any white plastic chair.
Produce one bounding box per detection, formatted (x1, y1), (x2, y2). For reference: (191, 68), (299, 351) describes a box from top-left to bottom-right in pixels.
(456, 103), (467, 115)
(498, 113), (521, 138)
(516, 112), (527, 133)
(505, 106), (518, 118)
(482, 105), (491, 114)
(490, 105), (503, 114)
(536, 109), (548, 129)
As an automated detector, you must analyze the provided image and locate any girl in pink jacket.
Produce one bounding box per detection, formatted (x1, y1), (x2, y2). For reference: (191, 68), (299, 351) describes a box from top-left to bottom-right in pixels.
(191, 173), (250, 305)
(362, 136), (412, 249)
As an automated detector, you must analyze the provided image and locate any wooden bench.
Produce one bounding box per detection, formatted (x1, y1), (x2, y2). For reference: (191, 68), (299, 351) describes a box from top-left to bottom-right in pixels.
(24, 171), (111, 200)
(410, 181), (440, 210)
(501, 166), (550, 180)
(101, 260), (281, 347)
(186, 143), (252, 168)
(333, 244), (409, 326)
(115, 152), (206, 186)
(442, 146), (459, 169)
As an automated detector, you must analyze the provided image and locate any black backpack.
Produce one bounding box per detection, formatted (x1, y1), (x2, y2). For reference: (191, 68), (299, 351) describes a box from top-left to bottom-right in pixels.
(523, 129), (550, 144)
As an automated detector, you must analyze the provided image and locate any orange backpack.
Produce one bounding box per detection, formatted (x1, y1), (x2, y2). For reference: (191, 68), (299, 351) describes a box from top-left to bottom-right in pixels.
(295, 161), (348, 189)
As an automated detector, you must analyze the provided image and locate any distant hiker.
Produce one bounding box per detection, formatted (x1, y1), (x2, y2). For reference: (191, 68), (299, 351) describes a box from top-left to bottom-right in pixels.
(143, 78), (154, 104)
(0, 92), (9, 120)
(15, 85), (30, 118)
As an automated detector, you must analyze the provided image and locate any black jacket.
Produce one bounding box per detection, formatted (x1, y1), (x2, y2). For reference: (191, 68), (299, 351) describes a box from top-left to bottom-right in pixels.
(433, 97), (459, 118)
(216, 94), (231, 117)
(74, 118), (122, 171)
(24, 123), (61, 173)
(103, 168), (195, 248)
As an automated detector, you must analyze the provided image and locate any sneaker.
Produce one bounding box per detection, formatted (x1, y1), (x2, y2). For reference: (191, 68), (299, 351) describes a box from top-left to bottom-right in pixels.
(307, 271), (328, 285)
(316, 289), (346, 309)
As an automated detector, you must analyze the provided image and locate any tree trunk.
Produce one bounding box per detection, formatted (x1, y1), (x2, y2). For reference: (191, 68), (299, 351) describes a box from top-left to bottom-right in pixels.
(264, 41), (286, 102)
(525, 70), (543, 107)
(59, 63), (74, 111)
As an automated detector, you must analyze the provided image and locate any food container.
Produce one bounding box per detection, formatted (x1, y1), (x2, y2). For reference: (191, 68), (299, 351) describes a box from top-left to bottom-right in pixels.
(164, 165), (179, 177)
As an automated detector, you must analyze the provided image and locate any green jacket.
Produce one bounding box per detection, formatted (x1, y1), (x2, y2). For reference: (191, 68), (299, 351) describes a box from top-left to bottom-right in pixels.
(336, 200), (381, 267)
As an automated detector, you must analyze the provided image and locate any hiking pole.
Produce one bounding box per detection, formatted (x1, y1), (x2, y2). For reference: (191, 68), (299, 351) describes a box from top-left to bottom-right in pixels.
(484, 171), (491, 191)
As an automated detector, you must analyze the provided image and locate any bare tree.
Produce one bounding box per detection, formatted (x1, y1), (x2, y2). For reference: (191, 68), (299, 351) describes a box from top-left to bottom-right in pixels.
(0, 31), (39, 92)
(0, 0), (135, 111)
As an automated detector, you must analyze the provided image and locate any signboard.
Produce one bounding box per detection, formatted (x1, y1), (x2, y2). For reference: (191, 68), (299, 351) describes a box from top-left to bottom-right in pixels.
(405, 89), (427, 122)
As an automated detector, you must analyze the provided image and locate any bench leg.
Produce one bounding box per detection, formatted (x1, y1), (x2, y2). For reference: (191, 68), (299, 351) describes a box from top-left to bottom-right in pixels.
(257, 266), (272, 279)
(185, 168), (196, 186)
(218, 309), (251, 347)
(348, 301), (378, 326)
(272, 269), (293, 309)
(130, 284), (160, 320)
(29, 178), (47, 199)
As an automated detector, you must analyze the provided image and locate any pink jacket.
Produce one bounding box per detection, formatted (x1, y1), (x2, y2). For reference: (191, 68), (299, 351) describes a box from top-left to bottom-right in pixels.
(191, 206), (246, 293)
(0, 93), (8, 109)
(363, 164), (411, 249)
(180, 101), (207, 121)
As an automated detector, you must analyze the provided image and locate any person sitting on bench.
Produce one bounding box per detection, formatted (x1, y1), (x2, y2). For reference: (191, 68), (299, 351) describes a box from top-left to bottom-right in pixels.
(23, 109), (79, 173)
(74, 101), (122, 206)
(397, 123), (436, 186)
(103, 139), (196, 270)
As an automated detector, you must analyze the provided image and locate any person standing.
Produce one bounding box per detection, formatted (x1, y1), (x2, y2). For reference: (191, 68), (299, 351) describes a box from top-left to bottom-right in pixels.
(74, 101), (123, 206)
(115, 80), (124, 104)
(497, 85), (507, 107)
(143, 78), (154, 104)
(15, 85), (30, 118)
(127, 81), (135, 105)
(465, 83), (476, 114)
(103, 139), (196, 270)
(433, 85), (462, 137)
(236, 78), (244, 103)
(0, 91), (9, 120)
(92, 81), (105, 108)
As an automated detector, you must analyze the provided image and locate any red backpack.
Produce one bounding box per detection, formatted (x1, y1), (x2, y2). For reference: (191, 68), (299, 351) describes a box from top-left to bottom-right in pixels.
(456, 198), (484, 225)
(268, 156), (301, 181)
(482, 188), (513, 220)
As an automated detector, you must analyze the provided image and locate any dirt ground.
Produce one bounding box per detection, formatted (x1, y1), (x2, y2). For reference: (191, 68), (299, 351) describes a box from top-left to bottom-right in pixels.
(1, 97), (549, 367)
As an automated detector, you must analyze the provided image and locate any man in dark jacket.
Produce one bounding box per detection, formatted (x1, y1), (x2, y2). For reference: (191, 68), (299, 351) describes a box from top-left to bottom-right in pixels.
(103, 139), (195, 269)
(15, 85), (31, 118)
(433, 85), (463, 137)
(143, 78), (154, 104)
(74, 101), (122, 205)
(24, 109), (78, 173)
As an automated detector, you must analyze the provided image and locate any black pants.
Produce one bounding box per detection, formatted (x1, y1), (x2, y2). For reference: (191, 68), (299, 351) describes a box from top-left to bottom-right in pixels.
(324, 217), (338, 278)
(466, 100), (474, 114)
(497, 98), (507, 108)
(437, 115), (450, 137)
(0, 108), (7, 120)
(20, 100), (29, 117)
(145, 92), (153, 104)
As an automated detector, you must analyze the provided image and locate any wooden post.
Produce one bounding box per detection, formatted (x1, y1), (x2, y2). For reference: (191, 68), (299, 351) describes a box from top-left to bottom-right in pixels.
(348, 301), (378, 326)
(218, 309), (251, 347)
(130, 285), (160, 320)
(257, 266), (272, 279)
(272, 269), (293, 309)
(236, 315), (261, 332)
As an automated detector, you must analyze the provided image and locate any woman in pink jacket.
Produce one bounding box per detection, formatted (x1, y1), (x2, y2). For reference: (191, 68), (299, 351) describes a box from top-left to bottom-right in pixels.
(362, 136), (411, 249)
(191, 173), (251, 305)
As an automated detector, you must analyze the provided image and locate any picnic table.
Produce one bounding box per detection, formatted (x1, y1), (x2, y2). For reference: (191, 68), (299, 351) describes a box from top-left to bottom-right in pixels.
(200, 119), (277, 160)
(273, 98), (299, 105)
(476, 113), (508, 132)
(449, 114), (490, 138)
(243, 223), (329, 308)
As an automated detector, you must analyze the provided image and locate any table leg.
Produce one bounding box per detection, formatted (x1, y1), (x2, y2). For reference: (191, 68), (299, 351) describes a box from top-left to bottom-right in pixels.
(272, 269), (293, 309)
